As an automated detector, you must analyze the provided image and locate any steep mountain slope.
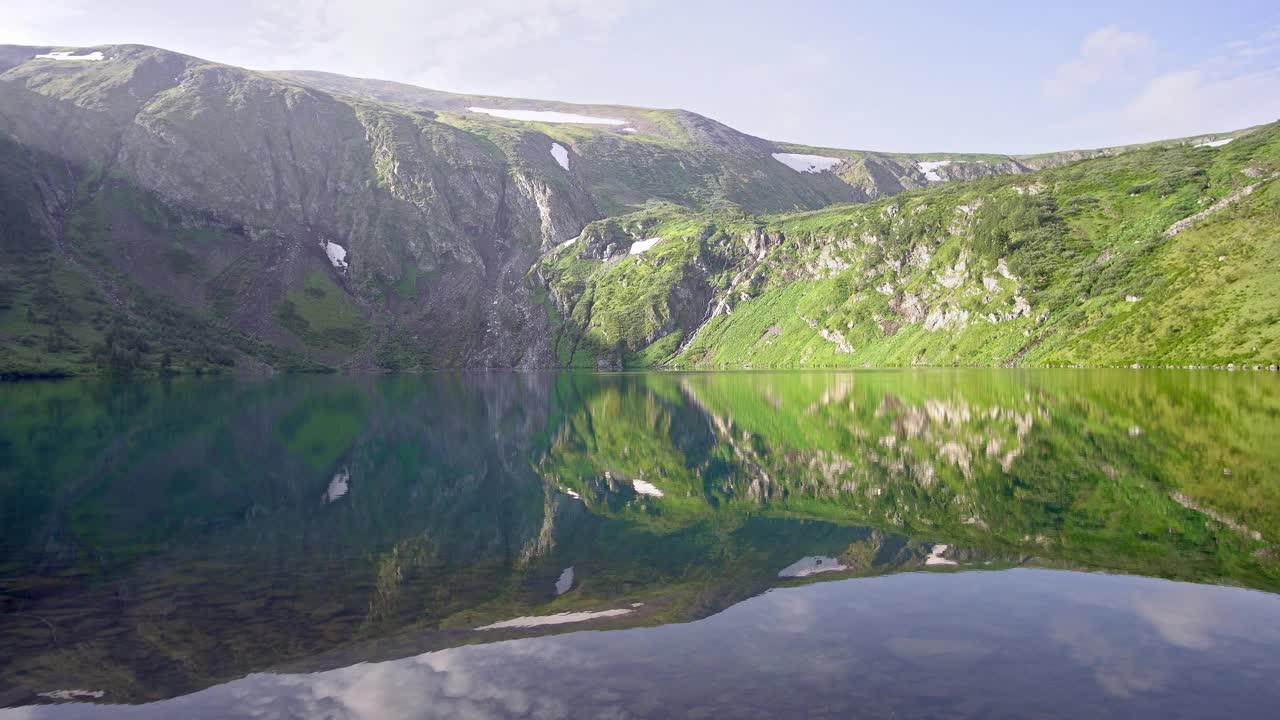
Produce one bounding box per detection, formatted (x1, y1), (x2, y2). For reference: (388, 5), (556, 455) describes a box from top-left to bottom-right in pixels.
(1, 44), (597, 375)
(0, 42), (1269, 376)
(541, 123), (1280, 368)
(279, 70), (1257, 204)
(275, 70), (861, 214)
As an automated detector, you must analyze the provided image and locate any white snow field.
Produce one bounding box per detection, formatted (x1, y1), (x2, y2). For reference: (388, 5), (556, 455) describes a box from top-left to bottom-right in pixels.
(475, 608), (634, 630)
(925, 544), (957, 565)
(777, 556), (849, 578)
(35, 50), (104, 61)
(325, 241), (348, 270)
(629, 237), (662, 255)
(550, 142), (570, 170)
(467, 107), (626, 125)
(632, 478), (665, 496)
(918, 160), (953, 182)
(771, 152), (843, 173)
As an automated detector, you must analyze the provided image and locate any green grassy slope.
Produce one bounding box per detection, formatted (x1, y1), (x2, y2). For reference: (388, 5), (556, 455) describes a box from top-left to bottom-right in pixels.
(540, 123), (1280, 368)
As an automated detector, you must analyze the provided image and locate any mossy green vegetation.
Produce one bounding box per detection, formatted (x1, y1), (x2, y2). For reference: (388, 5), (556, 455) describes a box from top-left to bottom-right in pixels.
(0, 242), (326, 379)
(275, 387), (369, 469)
(539, 203), (760, 367)
(540, 369), (1280, 588)
(541, 124), (1280, 369)
(276, 272), (369, 350)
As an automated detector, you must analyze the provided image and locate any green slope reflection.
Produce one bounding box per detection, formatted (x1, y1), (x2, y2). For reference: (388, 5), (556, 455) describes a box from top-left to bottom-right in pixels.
(546, 370), (1280, 582)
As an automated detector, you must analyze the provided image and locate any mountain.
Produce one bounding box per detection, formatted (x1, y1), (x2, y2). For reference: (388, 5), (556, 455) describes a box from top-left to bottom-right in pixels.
(0, 43), (1271, 376)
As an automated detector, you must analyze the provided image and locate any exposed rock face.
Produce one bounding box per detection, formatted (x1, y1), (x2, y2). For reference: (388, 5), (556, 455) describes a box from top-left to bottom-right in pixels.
(819, 328), (855, 353)
(280, 71), (934, 215)
(1164, 181), (1265, 237)
(924, 306), (971, 332)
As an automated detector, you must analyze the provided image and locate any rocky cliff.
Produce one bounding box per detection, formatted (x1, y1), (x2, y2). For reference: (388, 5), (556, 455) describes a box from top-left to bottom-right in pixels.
(1, 44), (605, 374)
(540, 125), (1280, 368)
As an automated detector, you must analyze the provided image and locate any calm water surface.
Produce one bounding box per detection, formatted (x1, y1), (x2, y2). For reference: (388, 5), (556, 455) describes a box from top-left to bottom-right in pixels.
(1, 369), (1279, 718)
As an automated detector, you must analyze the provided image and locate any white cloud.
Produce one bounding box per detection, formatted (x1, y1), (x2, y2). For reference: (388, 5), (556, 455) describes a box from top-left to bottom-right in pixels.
(0, 0), (89, 45)
(1118, 67), (1280, 138)
(1132, 590), (1218, 650)
(1052, 617), (1167, 698)
(0, 0), (638, 100)
(1042, 25), (1154, 103)
(1235, 45), (1274, 58)
(1223, 31), (1280, 60)
(1047, 24), (1280, 147)
(232, 0), (636, 96)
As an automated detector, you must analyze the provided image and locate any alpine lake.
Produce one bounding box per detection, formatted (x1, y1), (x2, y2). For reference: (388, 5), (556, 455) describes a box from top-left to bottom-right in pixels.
(2, 369), (1280, 718)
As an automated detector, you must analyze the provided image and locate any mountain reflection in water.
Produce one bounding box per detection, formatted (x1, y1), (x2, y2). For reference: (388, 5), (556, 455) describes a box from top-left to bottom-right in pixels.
(1, 369), (1279, 718)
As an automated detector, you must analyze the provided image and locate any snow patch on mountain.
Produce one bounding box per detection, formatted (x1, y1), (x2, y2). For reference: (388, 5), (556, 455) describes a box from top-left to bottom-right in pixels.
(778, 556), (848, 578)
(772, 152), (843, 173)
(35, 50), (104, 62)
(629, 237), (661, 255)
(1195, 138), (1234, 148)
(323, 468), (350, 504)
(925, 544), (957, 565)
(555, 567), (575, 595)
(468, 107), (625, 125)
(632, 478), (664, 496)
(918, 160), (953, 182)
(550, 142), (570, 170)
(38, 690), (105, 700)
(476, 608), (633, 630)
(325, 241), (348, 270)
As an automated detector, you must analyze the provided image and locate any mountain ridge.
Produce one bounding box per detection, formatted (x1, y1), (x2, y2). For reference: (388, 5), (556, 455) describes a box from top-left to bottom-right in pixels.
(1, 43), (1262, 161)
(276, 68), (1258, 162)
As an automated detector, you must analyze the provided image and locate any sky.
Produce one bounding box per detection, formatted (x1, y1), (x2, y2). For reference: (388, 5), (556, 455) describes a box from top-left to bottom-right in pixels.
(2, 0), (1278, 153)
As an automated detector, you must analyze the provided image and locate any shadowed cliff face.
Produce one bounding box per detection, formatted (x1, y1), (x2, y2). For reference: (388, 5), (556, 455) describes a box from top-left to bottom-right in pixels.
(1, 43), (867, 376)
(0, 45), (606, 373)
(2, 370), (1278, 706)
(0, 374), (567, 703)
